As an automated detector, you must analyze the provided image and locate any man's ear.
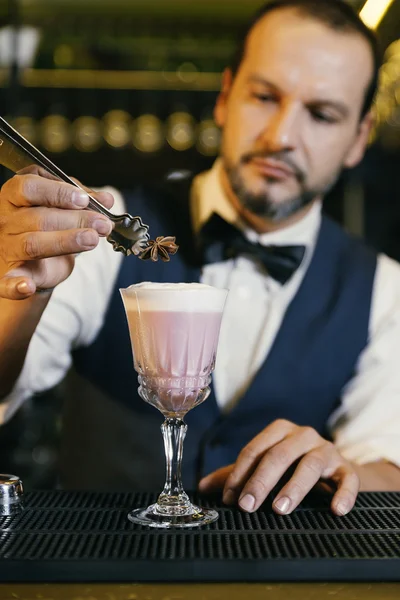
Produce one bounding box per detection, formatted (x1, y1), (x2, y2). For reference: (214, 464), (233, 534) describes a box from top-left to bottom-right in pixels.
(214, 68), (234, 129)
(343, 111), (374, 169)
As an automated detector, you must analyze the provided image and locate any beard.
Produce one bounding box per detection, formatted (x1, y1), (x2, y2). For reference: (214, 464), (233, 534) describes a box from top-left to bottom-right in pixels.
(224, 153), (341, 223)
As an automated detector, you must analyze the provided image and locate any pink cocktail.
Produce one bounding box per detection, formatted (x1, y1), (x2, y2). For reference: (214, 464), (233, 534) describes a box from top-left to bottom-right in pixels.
(120, 283), (227, 528)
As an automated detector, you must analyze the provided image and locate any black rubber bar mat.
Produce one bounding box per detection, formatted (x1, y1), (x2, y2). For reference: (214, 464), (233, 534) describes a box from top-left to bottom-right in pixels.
(0, 490), (399, 582)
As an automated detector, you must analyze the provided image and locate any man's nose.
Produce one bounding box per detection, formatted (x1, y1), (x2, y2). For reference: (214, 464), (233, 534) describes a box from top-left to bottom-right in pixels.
(260, 101), (301, 153)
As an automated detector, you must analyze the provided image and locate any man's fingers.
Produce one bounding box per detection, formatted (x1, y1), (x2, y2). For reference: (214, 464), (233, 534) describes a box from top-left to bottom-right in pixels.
(69, 178), (115, 210)
(13, 169), (115, 210)
(198, 420), (359, 517)
(222, 420), (296, 506)
(88, 189), (115, 210)
(9, 229), (100, 261)
(9, 207), (113, 236)
(271, 445), (337, 515)
(331, 468), (360, 517)
(198, 465), (234, 493)
(4, 175), (90, 210)
(271, 456), (359, 517)
(17, 165), (59, 179)
(0, 275), (36, 300)
(234, 441), (318, 513)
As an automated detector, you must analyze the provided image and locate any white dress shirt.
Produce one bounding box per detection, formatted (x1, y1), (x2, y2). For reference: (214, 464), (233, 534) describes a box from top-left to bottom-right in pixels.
(3, 160), (400, 468)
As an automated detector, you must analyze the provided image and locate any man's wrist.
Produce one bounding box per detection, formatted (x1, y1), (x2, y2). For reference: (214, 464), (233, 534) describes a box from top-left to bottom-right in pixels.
(353, 460), (400, 491)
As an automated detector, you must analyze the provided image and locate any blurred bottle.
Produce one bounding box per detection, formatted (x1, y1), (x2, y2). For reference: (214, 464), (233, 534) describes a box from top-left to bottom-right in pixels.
(53, 16), (97, 70)
(176, 61), (199, 85)
(53, 43), (75, 69)
(132, 114), (164, 154)
(103, 93), (132, 149)
(103, 109), (132, 149)
(196, 109), (220, 157)
(166, 101), (196, 152)
(39, 103), (71, 154)
(11, 103), (38, 146)
(33, 20), (63, 69)
(72, 90), (102, 153)
(73, 115), (102, 153)
(131, 93), (164, 154)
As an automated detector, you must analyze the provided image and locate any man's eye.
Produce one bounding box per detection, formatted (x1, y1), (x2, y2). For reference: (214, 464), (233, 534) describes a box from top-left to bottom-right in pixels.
(311, 110), (337, 124)
(253, 93), (276, 103)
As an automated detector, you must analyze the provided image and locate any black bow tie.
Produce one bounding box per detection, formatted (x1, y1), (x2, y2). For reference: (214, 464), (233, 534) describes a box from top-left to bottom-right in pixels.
(198, 213), (306, 285)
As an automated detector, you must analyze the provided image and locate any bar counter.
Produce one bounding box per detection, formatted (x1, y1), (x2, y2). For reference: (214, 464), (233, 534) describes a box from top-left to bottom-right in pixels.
(1, 583), (400, 600)
(1, 490), (399, 598)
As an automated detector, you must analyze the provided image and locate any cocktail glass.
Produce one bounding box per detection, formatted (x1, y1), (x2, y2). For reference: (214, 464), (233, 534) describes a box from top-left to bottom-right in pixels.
(120, 283), (227, 528)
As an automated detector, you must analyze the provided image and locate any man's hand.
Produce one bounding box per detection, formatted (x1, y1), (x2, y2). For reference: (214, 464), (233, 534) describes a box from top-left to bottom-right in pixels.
(0, 166), (114, 300)
(199, 419), (360, 516)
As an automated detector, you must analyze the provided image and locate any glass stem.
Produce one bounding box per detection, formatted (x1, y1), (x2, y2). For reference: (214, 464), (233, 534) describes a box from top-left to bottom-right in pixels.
(157, 417), (190, 508)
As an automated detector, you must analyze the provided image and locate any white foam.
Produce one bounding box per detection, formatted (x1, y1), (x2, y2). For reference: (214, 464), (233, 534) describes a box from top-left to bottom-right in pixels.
(120, 282), (227, 313)
(130, 282), (212, 291)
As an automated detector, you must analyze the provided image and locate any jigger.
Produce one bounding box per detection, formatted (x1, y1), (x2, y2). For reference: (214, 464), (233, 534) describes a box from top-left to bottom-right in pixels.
(0, 474), (24, 516)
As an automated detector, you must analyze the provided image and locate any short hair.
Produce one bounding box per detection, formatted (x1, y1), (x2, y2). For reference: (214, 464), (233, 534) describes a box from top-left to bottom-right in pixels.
(230, 0), (382, 119)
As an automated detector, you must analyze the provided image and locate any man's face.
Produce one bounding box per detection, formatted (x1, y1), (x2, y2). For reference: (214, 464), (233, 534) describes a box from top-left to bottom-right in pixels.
(215, 9), (374, 223)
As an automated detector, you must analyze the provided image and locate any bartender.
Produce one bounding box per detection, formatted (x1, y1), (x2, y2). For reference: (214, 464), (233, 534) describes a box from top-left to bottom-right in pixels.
(0, 0), (400, 518)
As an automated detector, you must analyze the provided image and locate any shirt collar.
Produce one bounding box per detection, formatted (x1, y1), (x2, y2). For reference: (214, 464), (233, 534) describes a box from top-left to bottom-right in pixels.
(191, 158), (322, 251)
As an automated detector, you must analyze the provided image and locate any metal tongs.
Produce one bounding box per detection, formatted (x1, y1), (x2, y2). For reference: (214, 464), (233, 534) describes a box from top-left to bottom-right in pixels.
(0, 116), (150, 256)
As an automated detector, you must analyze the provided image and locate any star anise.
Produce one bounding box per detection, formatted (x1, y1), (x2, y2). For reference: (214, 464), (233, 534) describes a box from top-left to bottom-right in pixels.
(139, 236), (179, 262)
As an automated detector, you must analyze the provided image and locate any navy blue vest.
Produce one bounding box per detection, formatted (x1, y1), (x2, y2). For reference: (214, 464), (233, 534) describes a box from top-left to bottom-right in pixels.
(73, 177), (377, 486)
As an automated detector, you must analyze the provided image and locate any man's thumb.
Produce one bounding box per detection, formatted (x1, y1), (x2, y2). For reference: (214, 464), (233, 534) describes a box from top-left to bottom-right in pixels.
(198, 464), (234, 492)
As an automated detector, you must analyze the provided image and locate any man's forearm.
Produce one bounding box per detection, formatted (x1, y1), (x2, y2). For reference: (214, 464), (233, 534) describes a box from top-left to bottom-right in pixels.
(354, 460), (400, 491)
(0, 294), (51, 400)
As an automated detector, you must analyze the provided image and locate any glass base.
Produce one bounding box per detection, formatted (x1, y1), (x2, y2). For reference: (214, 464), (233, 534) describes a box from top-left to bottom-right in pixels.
(128, 502), (219, 528)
